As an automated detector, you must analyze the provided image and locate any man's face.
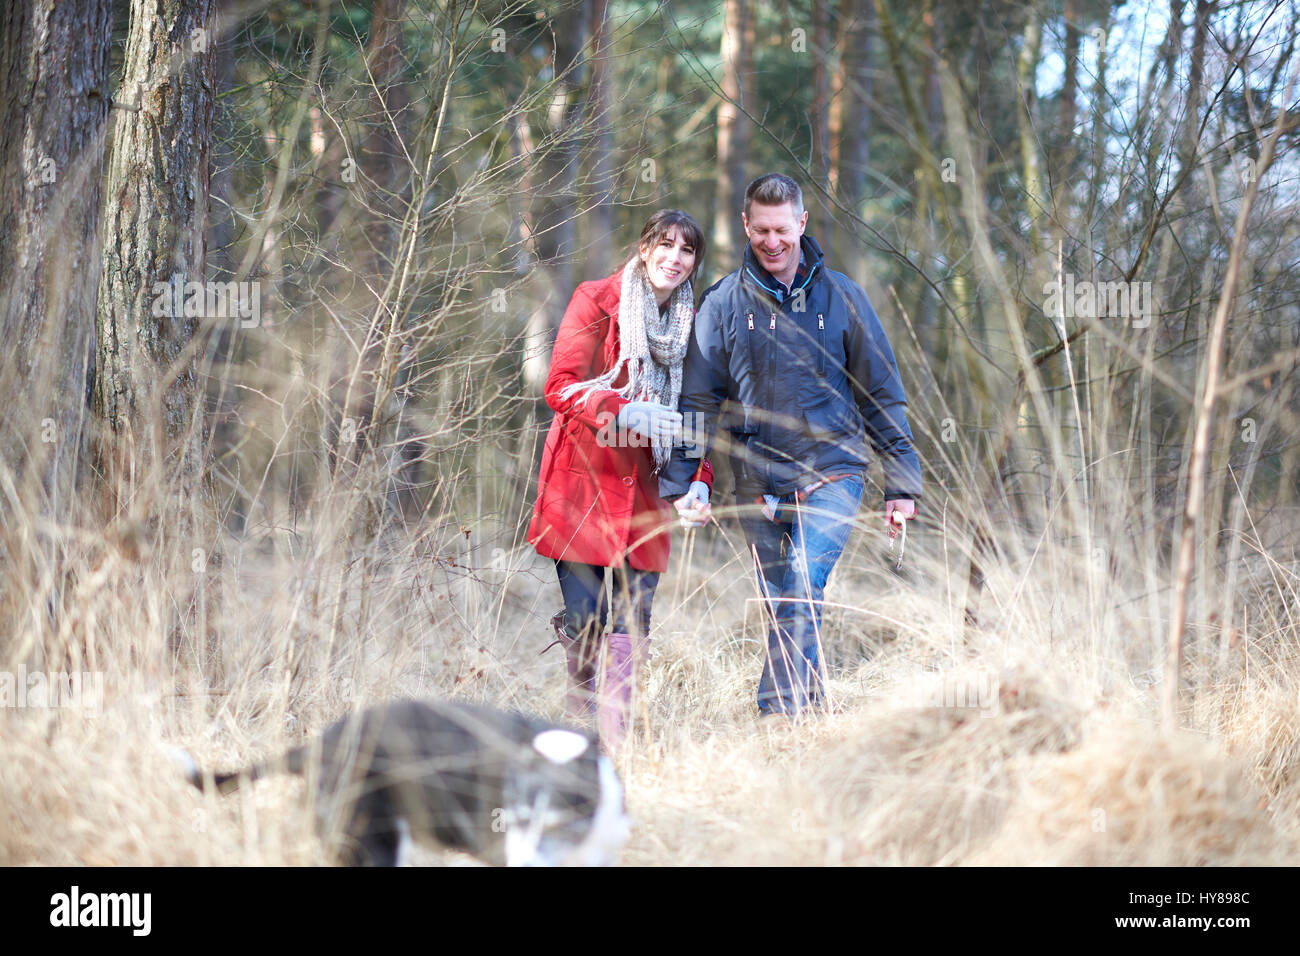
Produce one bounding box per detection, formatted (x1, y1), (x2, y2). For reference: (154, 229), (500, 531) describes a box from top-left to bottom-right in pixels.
(742, 201), (807, 283)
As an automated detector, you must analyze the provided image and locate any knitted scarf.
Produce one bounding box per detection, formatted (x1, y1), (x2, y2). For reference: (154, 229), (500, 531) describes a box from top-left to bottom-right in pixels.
(559, 257), (694, 471)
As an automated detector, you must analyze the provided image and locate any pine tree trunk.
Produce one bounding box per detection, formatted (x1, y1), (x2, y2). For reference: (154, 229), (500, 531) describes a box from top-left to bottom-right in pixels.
(834, 0), (874, 285)
(94, 0), (216, 463)
(584, 0), (614, 279)
(810, 0), (833, 262)
(1051, 0), (1080, 218)
(523, 6), (586, 393)
(0, 0), (112, 506)
(1016, 1), (1044, 258)
(360, 0), (411, 282)
(208, 0), (238, 283)
(713, 0), (751, 277)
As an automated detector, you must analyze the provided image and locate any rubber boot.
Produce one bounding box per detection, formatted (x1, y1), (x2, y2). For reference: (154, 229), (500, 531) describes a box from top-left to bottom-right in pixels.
(597, 631), (648, 751)
(551, 611), (597, 720)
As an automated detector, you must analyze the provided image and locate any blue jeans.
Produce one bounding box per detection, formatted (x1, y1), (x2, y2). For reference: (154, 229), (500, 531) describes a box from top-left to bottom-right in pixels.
(554, 560), (659, 644)
(739, 475), (864, 715)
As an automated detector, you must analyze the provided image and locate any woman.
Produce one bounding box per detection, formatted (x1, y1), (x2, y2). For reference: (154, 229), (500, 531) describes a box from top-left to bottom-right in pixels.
(527, 210), (714, 749)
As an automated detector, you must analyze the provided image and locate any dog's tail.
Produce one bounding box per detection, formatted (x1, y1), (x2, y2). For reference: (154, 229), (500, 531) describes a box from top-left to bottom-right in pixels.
(169, 746), (306, 795)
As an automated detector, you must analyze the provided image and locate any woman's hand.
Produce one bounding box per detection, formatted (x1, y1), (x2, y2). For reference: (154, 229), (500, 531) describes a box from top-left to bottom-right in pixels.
(617, 401), (683, 444)
(675, 481), (712, 528)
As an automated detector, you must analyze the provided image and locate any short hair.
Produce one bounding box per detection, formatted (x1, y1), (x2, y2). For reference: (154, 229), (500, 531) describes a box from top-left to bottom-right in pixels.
(637, 209), (706, 283)
(744, 173), (804, 218)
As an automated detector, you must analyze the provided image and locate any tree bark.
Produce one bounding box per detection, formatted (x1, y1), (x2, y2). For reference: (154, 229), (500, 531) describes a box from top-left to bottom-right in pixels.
(833, 0), (874, 285)
(360, 0), (411, 282)
(1051, 0), (1080, 214)
(0, 0), (112, 506)
(208, 0), (238, 284)
(810, 0), (833, 262)
(713, 0), (751, 277)
(523, 6), (587, 393)
(1178, 0), (1213, 178)
(917, 0), (943, 341)
(94, 0), (217, 470)
(584, 0), (613, 279)
(1016, 0), (1045, 258)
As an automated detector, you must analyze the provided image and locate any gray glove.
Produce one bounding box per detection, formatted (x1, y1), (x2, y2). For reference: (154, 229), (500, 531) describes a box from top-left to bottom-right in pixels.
(617, 401), (682, 444)
(675, 480), (711, 528)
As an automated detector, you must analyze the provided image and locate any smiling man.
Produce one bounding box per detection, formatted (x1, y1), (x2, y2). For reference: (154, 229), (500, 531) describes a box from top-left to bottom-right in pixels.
(661, 173), (922, 717)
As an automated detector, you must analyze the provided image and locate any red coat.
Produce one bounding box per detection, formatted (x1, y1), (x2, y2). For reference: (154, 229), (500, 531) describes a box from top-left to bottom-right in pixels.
(527, 268), (713, 572)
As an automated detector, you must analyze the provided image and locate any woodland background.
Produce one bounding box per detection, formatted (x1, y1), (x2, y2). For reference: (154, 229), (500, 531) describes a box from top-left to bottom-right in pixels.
(1, 0), (1298, 866)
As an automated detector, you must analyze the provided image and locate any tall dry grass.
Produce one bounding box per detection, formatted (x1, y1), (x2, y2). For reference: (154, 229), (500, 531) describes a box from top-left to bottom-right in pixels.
(2, 318), (1297, 866)
(2, 0), (1296, 870)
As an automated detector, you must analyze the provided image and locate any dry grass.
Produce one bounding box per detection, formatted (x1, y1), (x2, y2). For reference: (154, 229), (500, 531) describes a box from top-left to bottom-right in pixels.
(4, 475), (1298, 866)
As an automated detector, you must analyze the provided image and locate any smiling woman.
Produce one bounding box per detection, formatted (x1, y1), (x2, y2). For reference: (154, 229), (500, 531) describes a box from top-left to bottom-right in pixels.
(526, 210), (714, 751)
(639, 219), (697, 301)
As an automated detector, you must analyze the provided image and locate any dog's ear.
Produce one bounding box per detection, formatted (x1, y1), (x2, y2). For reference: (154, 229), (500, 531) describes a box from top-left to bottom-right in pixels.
(531, 729), (589, 765)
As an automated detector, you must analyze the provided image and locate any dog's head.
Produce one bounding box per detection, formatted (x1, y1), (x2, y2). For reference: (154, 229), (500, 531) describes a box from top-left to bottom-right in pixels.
(500, 727), (630, 867)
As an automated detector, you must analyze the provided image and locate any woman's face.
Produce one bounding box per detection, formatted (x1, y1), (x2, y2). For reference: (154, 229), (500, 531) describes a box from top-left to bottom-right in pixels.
(639, 226), (696, 298)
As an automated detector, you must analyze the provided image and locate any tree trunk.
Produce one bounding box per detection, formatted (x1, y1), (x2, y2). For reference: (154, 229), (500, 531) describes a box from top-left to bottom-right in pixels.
(1016, 0), (1045, 259)
(584, 0), (614, 279)
(713, 0), (751, 279)
(917, 0), (943, 342)
(834, 0), (874, 285)
(1178, 0), (1213, 178)
(1051, 0), (1080, 219)
(356, 0), (425, 514)
(0, 0), (112, 507)
(810, 0), (833, 262)
(94, 0), (217, 470)
(523, 6), (587, 394)
(208, 0), (238, 284)
(360, 0), (411, 282)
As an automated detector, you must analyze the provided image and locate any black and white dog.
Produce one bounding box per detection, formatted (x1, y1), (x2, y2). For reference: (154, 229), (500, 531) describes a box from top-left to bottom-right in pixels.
(179, 699), (629, 866)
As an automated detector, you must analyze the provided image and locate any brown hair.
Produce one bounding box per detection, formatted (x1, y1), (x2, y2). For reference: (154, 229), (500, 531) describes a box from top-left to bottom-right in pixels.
(743, 173), (804, 217)
(636, 209), (706, 284)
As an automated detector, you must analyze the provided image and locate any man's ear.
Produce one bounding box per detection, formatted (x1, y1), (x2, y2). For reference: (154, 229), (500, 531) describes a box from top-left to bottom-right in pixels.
(798, 210), (808, 234)
(741, 212), (749, 232)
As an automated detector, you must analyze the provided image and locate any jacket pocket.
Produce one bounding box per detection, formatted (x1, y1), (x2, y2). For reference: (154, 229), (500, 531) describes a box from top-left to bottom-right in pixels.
(803, 392), (858, 443)
(728, 409), (760, 482)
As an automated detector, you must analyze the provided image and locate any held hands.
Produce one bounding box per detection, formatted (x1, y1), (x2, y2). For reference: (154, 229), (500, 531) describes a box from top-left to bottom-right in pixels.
(885, 498), (916, 538)
(617, 401), (682, 444)
(674, 481), (712, 529)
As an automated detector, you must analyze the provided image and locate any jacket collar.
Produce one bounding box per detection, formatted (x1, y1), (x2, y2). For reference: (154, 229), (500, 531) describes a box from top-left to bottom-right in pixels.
(742, 233), (824, 303)
(591, 264), (627, 315)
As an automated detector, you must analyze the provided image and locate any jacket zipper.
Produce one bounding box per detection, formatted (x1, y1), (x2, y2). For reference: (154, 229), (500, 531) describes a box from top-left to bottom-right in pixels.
(767, 312), (777, 491)
(817, 312), (826, 376)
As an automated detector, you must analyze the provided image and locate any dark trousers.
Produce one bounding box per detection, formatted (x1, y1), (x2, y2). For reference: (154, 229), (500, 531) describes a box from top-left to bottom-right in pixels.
(554, 559), (660, 645)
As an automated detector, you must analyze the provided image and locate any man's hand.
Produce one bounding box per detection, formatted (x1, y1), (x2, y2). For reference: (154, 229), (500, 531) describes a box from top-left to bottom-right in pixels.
(885, 498), (916, 538)
(675, 481), (712, 529)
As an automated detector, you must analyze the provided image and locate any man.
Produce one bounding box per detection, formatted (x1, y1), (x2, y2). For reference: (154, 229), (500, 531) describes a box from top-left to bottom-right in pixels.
(661, 173), (922, 717)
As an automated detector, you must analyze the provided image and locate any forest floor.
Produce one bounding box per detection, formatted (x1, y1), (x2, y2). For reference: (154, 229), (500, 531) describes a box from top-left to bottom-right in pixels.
(4, 504), (1299, 866)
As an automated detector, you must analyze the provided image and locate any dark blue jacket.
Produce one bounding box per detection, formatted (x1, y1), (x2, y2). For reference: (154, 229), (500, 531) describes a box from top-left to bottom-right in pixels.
(660, 234), (922, 501)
